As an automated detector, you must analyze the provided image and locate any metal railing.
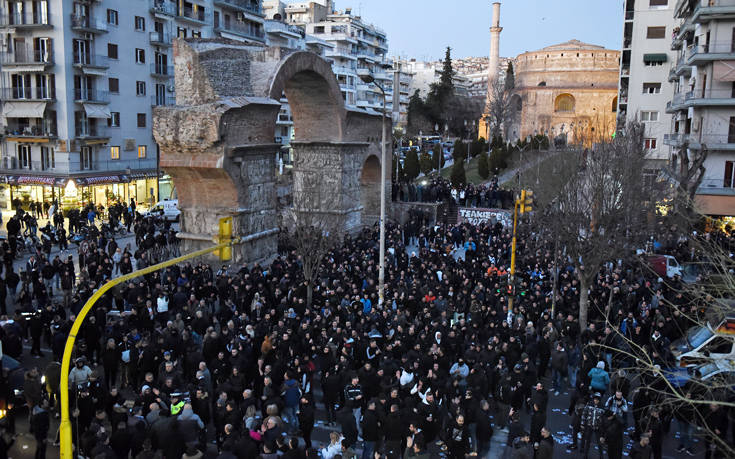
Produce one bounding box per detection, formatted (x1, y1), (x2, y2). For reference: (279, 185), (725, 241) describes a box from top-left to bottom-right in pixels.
(149, 31), (172, 45)
(265, 20), (305, 38)
(151, 95), (176, 106)
(664, 133), (735, 146)
(75, 123), (109, 138)
(0, 158), (156, 173)
(0, 87), (55, 100)
(4, 121), (57, 137)
(216, 20), (265, 39)
(73, 54), (109, 68)
(0, 13), (51, 27)
(0, 47), (53, 65)
(214, 0), (262, 15)
(687, 41), (735, 59)
(685, 88), (735, 100)
(150, 0), (176, 15)
(150, 63), (174, 77)
(70, 14), (108, 32)
(74, 88), (110, 103)
(178, 6), (207, 23)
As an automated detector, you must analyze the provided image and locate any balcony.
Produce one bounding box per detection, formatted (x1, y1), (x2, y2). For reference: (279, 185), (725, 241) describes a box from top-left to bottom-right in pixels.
(3, 121), (57, 140)
(668, 89), (735, 112)
(0, 13), (52, 29)
(75, 123), (109, 139)
(665, 133), (735, 151)
(1, 87), (55, 101)
(0, 47), (53, 70)
(215, 21), (265, 42)
(213, 0), (263, 17)
(177, 6), (208, 25)
(620, 66), (630, 76)
(151, 95), (176, 106)
(265, 21), (305, 39)
(150, 0), (176, 16)
(149, 31), (173, 47)
(150, 63), (174, 78)
(332, 65), (357, 75)
(326, 47), (358, 60)
(0, 158), (157, 174)
(74, 89), (110, 104)
(70, 14), (108, 34)
(624, 10), (634, 20)
(686, 41), (735, 65)
(72, 54), (109, 70)
(665, 91), (690, 112)
(691, 0), (735, 24)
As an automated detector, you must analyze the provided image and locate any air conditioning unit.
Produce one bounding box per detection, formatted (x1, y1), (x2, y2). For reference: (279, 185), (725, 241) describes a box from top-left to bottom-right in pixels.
(3, 156), (17, 169)
(167, 84), (175, 93)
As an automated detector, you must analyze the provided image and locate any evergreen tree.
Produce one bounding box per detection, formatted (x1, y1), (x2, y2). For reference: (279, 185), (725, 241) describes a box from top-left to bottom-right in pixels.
(404, 148), (420, 180)
(407, 90), (426, 135)
(452, 139), (465, 161)
(419, 151), (434, 174)
(439, 47), (455, 92)
(432, 143), (445, 169)
(450, 158), (466, 187)
(477, 151), (489, 179)
(504, 61), (515, 91)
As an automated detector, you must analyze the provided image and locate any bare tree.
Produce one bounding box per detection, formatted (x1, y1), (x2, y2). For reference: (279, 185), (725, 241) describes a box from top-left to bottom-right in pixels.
(281, 211), (342, 308)
(532, 123), (660, 327)
(484, 77), (517, 140)
(671, 143), (708, 217)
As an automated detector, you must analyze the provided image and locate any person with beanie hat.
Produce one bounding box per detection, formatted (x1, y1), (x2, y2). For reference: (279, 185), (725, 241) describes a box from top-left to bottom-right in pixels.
(587, 361), (610, 394)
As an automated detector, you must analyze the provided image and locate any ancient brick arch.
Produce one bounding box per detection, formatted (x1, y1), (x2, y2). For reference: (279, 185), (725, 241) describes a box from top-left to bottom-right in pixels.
(153, 39), (386, 265)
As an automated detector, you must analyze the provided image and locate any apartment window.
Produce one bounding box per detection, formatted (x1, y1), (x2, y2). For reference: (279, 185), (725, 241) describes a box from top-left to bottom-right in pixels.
(41, 146), (54, 170)
(137, 145), (147, 158)
(80, 146), (92, 170)
(647, 26), (666, 39)
(136, 81), (146, 96)
(108, 112), (120, 127)
(17, 144), (31, 169)
(729, 116), (735, 143)
(107, 9), (118, 26)
(643, 83), (662, 94)
(644, 138), (657, 150)
(109, 78), (119, 93)
(107, 43), (118, 59)
(649, 0), (668, 6)
(135, 16), (145, 31)
(110, 146), (120, 160)
(641, 111), (659, 122)
(191, 30), (201, 38)
(137, 113), (146, 128)
(177, 27), (187, 38)
(725, 161), (735, 188)
(314, 26), (325, 34)
(135, 48), (145, 64)
(644, 60), (664, 67)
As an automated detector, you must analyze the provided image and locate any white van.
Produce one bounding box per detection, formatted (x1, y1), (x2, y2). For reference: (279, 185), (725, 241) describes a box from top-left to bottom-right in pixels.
(147, 199), (180, 222)
(671, 316), (735, 367)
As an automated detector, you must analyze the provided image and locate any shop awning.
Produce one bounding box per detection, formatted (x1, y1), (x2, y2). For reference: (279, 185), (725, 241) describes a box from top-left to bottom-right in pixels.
(714, 60), (735, 81)
(1, 64), (47, 73)
(643, 53), (668, 63)
(3, 175), (67, 187)
(74, 174), (130, 186)
(81, 67), (108, 76)
(2, 101), (47, 118)
(83, 103), (111, 119)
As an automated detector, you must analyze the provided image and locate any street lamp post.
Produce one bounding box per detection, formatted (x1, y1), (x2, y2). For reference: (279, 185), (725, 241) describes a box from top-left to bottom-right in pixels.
(359, 71), (388, 305)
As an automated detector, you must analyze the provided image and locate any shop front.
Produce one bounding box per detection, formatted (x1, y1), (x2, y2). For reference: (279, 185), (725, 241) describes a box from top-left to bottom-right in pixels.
(1, 172), (161, 212)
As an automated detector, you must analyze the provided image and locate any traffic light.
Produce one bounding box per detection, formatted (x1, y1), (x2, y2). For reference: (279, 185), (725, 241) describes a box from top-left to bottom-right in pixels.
(217, 216), (233, 261)
(519, 189), (534, 214)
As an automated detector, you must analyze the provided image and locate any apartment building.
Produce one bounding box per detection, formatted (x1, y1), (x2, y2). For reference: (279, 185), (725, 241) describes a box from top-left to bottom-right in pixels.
(665, 0), (735, 216)
(617, 0), (677, 165)
(0, 0), (266, 211)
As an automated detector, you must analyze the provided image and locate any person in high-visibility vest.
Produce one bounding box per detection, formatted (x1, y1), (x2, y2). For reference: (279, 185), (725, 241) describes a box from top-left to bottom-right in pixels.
(170, 394), (185, 416)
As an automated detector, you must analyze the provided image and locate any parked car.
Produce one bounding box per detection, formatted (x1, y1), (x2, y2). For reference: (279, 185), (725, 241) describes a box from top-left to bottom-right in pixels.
(145, 199), (180, 222)
(670, 316), (735, 367)
(663, 360), (735, 391)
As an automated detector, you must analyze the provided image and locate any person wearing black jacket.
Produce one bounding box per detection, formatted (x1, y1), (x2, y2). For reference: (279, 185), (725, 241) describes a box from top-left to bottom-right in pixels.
(601, 409), (624, 459)
(298, 395), (315, 450)
(475, 399), (493, 458)
(702, 403), (728, 459)
(360, 400), (380, 459)
(30, 401), (50, 459)
(383, 404), (403, 458)
(535, 427), (554, 459)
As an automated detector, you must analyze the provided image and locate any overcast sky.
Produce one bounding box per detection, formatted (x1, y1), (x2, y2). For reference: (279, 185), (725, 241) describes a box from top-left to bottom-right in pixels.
(332, 0), (624, 61)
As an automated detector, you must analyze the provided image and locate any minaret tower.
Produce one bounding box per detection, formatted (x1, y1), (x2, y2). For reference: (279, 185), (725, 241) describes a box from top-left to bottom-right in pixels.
(480, 2), (503, 140)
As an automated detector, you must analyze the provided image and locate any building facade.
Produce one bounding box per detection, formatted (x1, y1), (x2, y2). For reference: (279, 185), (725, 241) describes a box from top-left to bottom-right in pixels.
(665, 0), (735, 216)
(510, 40), (620, 143)
(617, 0), (676, 164)
(0, 0), (266, 211)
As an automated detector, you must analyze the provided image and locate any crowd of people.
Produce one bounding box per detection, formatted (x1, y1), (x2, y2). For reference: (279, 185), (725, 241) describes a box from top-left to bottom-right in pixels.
(0, 205), (733, 459)
(393, 178), (515, 211)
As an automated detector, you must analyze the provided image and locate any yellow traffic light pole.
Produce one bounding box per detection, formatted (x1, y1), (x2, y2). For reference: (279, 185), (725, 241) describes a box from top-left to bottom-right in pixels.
(59, 230), (237, 459)
(508, 190), (532, 311)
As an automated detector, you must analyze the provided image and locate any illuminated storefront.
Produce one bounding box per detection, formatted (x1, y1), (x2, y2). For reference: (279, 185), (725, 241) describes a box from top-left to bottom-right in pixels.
(0, 172), (162, 211)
